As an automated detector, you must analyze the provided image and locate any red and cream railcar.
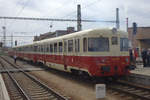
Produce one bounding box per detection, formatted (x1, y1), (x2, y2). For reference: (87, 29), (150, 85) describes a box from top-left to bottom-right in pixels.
(10, 28), (130, 77)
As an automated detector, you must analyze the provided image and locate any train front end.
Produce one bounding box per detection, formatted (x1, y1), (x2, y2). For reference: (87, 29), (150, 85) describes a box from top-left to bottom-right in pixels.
(86, 29), (131, 78)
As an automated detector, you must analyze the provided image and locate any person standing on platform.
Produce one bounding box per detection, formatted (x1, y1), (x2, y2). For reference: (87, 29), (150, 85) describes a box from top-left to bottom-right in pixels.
(129, 49), (134, 64)
(141, 49), (147, 67)
(14, 54), (17, 64)
(147, 49), (150, 66)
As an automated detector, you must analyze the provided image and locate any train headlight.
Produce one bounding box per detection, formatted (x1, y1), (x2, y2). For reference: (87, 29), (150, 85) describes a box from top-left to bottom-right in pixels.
(125, 58), (129, 63)
(101, 59), (105, 63)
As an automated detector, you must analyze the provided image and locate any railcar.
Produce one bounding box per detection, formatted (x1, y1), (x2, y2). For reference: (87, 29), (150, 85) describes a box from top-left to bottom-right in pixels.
(9, 28), (131, 78)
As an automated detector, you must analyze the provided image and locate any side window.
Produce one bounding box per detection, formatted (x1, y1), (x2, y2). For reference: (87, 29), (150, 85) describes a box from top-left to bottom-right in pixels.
(59, 42), (63, 52)
(41, 45), (43, 52)
(83, 38), (87, 52)
(46, 45), (49, 52)
(75, 39), (80, 52)
(50, 44), (53, 53)
(64, 41), (67, 52)
(43, 45), (45, 52)
(112, 37), (118, 45)
(30, 46), (32, 52)
(38, 46), (41, 52)
(54, 43), (57, 52)
(120, 38), (129, 51)
(68, 40), (73, 52)
(34, 46), (38, 52)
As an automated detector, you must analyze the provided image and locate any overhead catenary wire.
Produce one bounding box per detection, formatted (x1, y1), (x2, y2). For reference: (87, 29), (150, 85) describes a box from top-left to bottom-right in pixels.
(8, 0), (31, 29)
(0, 16), (116, 23)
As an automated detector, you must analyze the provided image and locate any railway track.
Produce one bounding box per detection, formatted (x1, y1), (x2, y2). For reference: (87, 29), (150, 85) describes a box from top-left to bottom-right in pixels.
(108, 80), (150, 100)
(0, 56), (69, 100)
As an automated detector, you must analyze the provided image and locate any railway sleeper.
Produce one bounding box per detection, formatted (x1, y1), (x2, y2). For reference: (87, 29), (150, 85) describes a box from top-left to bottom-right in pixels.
(128, 89), (142, 93)
(26, 87), (47, 92)
(30, 94), (55, 99)
(29, 91), (51, 96)
(123, 88), (136, 91)
(28, 90), (49, 94)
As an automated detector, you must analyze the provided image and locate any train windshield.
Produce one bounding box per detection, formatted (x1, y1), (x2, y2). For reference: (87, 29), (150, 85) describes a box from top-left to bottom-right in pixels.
(88, 37), (109, 52)
(120, 38), (129, 51)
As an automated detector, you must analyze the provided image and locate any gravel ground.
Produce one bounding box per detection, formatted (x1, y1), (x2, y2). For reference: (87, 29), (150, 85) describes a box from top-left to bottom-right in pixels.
(6, 56), (134, 100)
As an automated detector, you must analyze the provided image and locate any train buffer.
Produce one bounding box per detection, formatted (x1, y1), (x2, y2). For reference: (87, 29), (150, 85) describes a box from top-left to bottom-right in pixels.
(0, 67), (44, 73)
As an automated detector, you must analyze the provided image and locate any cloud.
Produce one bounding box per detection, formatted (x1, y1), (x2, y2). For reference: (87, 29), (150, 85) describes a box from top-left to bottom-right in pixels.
(0, 0), (150, 46)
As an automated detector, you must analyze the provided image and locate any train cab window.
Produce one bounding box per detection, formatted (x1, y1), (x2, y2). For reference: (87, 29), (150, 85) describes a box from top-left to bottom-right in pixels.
(83, 38), (87, 52)
(75, 39), (80, 52)
(54, 43), (57, 52)
(68, 40), (73, 52)
(59, 42), (63, 52)
(111, 37), (118, 45)
(88, 37), (109, 52)
(50, 44), (53, 53)
(120, 38), (129, 51)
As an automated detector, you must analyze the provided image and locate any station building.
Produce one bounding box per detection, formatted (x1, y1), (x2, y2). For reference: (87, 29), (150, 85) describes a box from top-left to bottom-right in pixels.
(128, 27), (150, 50)
(34, 27), (76, 41)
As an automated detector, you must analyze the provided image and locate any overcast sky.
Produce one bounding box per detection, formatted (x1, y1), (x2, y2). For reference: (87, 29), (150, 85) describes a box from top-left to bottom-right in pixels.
(0, 0), (150, 46)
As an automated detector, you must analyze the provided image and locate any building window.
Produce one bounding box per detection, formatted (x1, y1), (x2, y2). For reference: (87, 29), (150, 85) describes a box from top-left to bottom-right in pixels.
(59, 42), (63, 52)
(54, 43), (57, 52)
(112, 37), (118, 45)
(75, 39), (80, 52)
(68, 40), (73, 52)
(83, 38), (87, 52)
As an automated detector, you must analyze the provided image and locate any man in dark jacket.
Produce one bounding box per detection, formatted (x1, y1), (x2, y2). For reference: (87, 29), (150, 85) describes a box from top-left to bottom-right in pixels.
(141, 49), (147, 67)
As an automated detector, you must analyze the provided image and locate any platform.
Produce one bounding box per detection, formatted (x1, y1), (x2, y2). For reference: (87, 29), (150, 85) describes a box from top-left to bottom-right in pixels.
(131, 67), (150, 76)
(126, 67), (150, 86)
(0, 67), (44, 73)
(0, 74), (10, 100)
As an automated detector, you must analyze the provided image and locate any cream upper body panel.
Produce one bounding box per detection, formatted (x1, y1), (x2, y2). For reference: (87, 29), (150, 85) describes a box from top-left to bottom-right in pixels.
(13, 28), (129, 57)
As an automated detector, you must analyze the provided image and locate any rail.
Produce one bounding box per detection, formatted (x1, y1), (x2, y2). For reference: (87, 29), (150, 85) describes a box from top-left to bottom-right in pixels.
(0, 58), (30, 100)
(0, 56), (69, 100)
(108, 80), (150, 100)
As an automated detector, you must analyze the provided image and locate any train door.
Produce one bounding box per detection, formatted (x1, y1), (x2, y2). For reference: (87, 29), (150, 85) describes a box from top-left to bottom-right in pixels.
(111, 36), (120, 56)
(111, 36), (120, 74)
(74, 38), (80, 67)
(41, 44), (46, 64)
(63, 39), (67, 70)
(44, 44), (47, 64)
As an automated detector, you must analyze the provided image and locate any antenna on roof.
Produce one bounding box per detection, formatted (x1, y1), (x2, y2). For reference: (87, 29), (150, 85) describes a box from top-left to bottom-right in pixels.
(50, 22), (53, 32)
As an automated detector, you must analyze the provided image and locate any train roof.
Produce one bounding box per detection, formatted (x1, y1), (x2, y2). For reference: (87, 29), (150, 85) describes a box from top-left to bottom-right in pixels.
(13, 28), (128, 48)
(37, 28), (128, 44)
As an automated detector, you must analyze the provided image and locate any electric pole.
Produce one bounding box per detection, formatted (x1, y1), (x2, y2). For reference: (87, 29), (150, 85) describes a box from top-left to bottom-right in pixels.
(77, 4), (82, 31)
(126, 18), (128, 32)
(11, 34), (13, 47)
(116, 8), (120, 29)
(2, 26), (6, 48)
